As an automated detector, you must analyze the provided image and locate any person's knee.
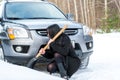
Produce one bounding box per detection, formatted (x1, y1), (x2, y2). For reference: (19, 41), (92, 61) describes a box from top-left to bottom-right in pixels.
(54, 53), (61, 58)
(54, 53), (63, 63)
(47, 64), (56, 73)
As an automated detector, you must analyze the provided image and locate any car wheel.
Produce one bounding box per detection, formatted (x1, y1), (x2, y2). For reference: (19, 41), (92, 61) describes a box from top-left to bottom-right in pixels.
(0, 46), (4, 60)
(80, 57), (89, 69)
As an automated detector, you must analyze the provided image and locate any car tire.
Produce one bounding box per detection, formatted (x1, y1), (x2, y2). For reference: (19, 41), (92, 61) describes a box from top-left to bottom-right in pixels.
(0, 46), (4, 60)
(80, 57), (89, 69)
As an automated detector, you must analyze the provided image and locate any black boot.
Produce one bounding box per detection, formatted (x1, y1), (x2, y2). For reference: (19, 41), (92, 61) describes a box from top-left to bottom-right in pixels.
(57, 63), (68, 80)
(54, 53), (69, 79)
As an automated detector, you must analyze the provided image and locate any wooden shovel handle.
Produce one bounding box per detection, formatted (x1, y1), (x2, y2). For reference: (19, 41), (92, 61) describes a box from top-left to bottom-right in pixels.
(36, 25), (68, 58)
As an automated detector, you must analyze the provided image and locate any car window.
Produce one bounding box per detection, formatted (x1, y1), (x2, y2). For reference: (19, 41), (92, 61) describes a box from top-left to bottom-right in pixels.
(5, 2), (66, 19)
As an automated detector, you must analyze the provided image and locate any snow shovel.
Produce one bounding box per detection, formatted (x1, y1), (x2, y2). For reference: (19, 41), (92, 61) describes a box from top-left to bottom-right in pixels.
(27, 25), (68, 68)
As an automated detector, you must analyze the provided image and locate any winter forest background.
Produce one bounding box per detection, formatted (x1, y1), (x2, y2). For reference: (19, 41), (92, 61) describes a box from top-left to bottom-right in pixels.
(48, 0), (120, 33)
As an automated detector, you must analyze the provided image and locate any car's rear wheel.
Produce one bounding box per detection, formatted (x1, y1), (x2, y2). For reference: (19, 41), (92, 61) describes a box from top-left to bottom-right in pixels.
(80, 57), (89, 69)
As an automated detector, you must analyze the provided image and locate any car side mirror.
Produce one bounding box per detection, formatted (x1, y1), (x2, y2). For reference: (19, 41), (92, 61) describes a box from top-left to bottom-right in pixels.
(66, 13), (74, 21)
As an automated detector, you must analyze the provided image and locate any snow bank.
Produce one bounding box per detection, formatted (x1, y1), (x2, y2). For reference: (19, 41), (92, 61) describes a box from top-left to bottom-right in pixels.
(70, 33), (120, 80)
(0, 60), (64, 80)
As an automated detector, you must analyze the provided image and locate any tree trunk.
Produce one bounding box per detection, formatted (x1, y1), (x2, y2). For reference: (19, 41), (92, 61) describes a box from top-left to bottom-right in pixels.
(104, 0), (108, 19)
(67, 0), (70, 13)
(84, 0), (88, 25)
(114, 0), (120, 17)
(73, 0), (78, 22)
(80, 0), (85, 23)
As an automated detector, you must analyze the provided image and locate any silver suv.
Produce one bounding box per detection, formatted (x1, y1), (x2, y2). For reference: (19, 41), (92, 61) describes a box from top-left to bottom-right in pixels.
(0, 0), (93, 68)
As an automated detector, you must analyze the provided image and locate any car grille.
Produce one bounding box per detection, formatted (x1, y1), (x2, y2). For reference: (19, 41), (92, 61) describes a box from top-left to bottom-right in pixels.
(36, 28), (78, 36)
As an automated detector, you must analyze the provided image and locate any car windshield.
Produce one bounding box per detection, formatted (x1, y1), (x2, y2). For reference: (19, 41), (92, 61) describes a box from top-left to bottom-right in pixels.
(5, 2), (66, 19)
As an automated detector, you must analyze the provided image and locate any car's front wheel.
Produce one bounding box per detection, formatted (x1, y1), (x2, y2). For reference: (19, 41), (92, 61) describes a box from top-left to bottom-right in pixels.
(0, 45), (4, 61)
(80, 57), (89, 69)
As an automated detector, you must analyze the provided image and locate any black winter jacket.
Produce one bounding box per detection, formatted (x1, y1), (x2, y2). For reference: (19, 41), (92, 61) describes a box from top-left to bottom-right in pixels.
(49, 33), (81, 77)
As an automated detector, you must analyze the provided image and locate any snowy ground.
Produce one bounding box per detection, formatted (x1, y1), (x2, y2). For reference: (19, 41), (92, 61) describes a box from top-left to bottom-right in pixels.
(70, 32), (120, 80)
(0, 33), (120, 80)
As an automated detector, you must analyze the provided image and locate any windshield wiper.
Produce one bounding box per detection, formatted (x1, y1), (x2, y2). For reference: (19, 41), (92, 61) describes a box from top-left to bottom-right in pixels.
(26, 17), (63, 19)
(7, 17), (23, 20)
(7, 17), (65, 20)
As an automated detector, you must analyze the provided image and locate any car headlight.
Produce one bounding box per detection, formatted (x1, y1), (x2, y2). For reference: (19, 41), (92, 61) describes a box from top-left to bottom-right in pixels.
(83, 25), (92, 36)
(7, 27), (29, 40)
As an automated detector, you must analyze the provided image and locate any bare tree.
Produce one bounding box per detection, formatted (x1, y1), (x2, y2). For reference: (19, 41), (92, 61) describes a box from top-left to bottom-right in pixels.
(114, 0), (120, 16)
(73, 0), (78, 22)
(55, 0), (58, 4)
(104, 0), (108, 19)
(67, 0), (70, 13)
(92, 0), (96, 29)
(79, 0), (85, 23)
(83, 0), (88, 25)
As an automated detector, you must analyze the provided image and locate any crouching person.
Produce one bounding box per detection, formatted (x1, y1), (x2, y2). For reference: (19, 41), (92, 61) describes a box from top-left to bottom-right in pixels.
(39, 24), (81, 80)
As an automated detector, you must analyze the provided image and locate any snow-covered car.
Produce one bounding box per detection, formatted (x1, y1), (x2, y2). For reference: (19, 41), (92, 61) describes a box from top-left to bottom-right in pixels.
(0, 0), (93, 69)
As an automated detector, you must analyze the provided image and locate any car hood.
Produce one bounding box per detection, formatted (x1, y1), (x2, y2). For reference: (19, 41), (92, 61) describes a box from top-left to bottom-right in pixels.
(7, 19), (83, 29)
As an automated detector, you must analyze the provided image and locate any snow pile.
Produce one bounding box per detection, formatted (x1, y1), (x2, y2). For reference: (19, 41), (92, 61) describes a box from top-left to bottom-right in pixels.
(0, 60), (64, 80)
